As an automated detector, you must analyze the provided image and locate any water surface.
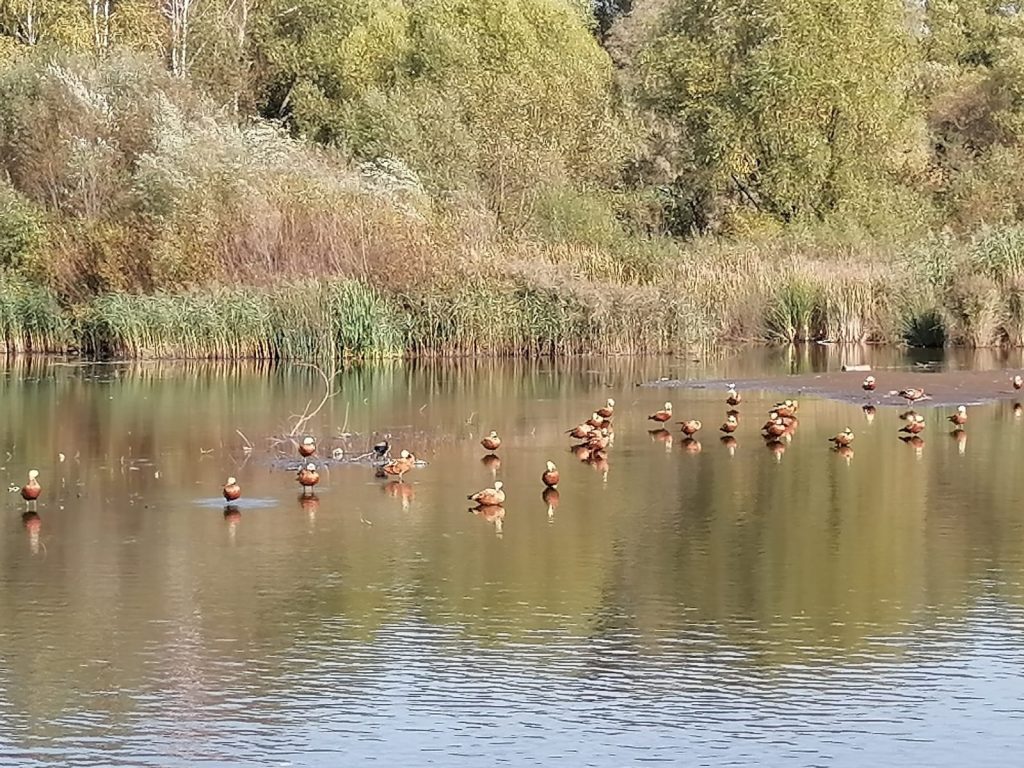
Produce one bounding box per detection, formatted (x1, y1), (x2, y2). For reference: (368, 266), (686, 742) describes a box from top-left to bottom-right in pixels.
(1, 349), (1023, 766)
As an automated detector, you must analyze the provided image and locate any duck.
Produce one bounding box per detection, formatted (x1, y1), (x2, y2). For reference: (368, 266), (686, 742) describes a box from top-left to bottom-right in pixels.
(585, 428), (612, 452)
(567, 421), (595, 440)
(862, 376), (876, 391)
(481, 431), (501, 452)
(297, 463), (320, 495)
(596, 398), (615, 419)
(20, 469), (40, 503)
(1014, 375), (1023, 391)
(299, 436), (316, 458)
(383, 450), (416, 481)
(899, 414), (926, 435)
(828, 427), (854, 447)
(761, 416), (787, 438)
(726, 384), (741, 407)
(542, 461), (559, 488)
(897, 387), (927, 404)
(719, 414), (739, 434)
(372, 439), (391, 461)
(678, 419), (702, 436)
(948, 405), (967, 427)
(468, 480), (505, 506)
(648, 402), (673, 423)
(223, 476), (241, 502)
(585, 412), (605, 429)
(773, 399), (798, 419)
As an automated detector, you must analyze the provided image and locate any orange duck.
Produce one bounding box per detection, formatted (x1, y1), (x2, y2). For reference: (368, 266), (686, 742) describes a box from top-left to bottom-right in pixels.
(773, 400), (798, 419)
(223, 476), (241, 502)
(585, 428), (612, 452)
(648, 402), (673, 423)
(862, 376), (876, 392)
(828, 428), (854, 447)
(297, 463), (320, 495)
(898, 387), (927, 404)
(678, 419), (702, 436)
(596, 399), (615, 419)
(899, 414), (926, 435)
(567, 421), (594, 440)
(719, 414), (738, 434)
(481, 431), (501, 452)
(383, 450), (416, 482)
(542, 461), (559, 488)
(468, 480), (505, 506)
(1014, 375), (1023, 391)
(585, 412), (605, 429)
(761, 415), (787, 438)
(21, 469), (40, 504)
(299, 436), (316, 458)
(948, 405), (967, 427)
(726, 385), (741, 407)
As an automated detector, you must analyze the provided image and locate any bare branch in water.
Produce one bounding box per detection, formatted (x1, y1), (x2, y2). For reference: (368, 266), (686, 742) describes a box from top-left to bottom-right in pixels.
(288, 362), (340, 437)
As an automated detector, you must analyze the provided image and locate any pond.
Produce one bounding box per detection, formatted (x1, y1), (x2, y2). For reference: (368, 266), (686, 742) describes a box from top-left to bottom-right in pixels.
(1, 347), (1023, 767)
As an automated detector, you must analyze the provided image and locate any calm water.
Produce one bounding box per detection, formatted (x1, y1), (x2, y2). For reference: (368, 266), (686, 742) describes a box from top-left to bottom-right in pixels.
(1, 348), (1024, 767)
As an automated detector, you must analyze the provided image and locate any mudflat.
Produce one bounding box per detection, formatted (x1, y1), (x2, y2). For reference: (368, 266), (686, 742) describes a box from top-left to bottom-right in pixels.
(644, 368), (1024, 407)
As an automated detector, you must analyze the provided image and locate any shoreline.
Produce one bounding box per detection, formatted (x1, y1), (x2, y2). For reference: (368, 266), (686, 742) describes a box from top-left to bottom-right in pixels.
(641, 369), (1024, 408)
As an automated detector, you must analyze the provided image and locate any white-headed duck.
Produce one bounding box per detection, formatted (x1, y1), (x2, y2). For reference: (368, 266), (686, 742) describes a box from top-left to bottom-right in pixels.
(648, 402), (673, 423)
(223, 476), (241, 502)
(948, 405), (967, 426)
(828, 427), (854, 447)
(481, 431), (501, 452)
(542, 461), (559, 488)
(21, 470), (40, 502)
(596, 399), (615, 419)
(468, 480), (505, 506)
(678, 419), (702, 436)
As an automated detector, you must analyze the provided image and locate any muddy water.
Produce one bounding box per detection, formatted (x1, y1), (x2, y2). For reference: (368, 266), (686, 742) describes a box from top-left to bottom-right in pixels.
(1, 349), (1024, 767)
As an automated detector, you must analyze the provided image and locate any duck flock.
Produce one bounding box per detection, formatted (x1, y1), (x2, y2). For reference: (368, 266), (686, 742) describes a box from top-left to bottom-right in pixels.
(12, 373), (1024, 526)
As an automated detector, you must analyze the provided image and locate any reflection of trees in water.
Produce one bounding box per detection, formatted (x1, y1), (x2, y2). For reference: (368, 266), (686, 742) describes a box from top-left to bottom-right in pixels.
(0, 359), (1022, 729)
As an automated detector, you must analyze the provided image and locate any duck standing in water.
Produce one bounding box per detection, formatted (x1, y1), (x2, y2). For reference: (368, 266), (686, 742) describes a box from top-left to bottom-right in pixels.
(596, 399), (615, 419)
(828, 428), (854, 448)
(648, 402), (673, 423)
(897, 387), (927, 404)
(481, 431), (501, 452)
(719, 415), (738, 434)
(468, 480), (505, 507)
(678, 419), (702, 437)
(297, 463), (320, 496)
(223, 476), (241, 502)
(542, 461), (559, 488)
(899, 413), (927, 435)
(862, 376), (876, 392)
(1013, 375), (1023, 390)
(299, 436), (316, 458)
(21, 470), (40, 506)
(948, 405), (967, 427)
(383, 450), (416, 482)
(726, 385), (741, 407)
(567, 420), (594, 440)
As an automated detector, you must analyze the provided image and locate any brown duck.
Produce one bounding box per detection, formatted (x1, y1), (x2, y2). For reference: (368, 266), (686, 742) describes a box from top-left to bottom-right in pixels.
(468, 480), (505, 506)
(20, 469), (40, 502)
(719, 414), (738, 434)
(481, 431), (501, 452)
(542, 461), (559, 488)
(828, 428), (854, 447)
(223, 476), (241, 502)
(678, 419), (702, 436)
(298, 436), (316, 458)
(862, 376), (876, 392)
(948, 405), (967, 426)
(726, 385), (741, 407)
(596, 399), (615, 419)
(648, 402), (673, 423)
(297, 463), (320, 495)
(383, 450), (416, 481)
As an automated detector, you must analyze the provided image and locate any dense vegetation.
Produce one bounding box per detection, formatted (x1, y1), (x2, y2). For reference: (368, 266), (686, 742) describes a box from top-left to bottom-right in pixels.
(3, 0), (1024, 357)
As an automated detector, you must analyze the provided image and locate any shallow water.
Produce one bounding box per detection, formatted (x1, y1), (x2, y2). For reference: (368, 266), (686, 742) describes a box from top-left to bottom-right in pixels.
(1, 348), (1024, 766)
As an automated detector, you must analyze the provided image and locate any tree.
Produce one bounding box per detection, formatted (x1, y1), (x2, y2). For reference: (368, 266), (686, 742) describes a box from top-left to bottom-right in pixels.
(627, 0), (922, 233)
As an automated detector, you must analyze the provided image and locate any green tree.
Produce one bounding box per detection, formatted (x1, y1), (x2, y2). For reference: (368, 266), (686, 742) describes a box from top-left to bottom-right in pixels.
(627, 0), (922, 234)
(251, 0), (622, 228)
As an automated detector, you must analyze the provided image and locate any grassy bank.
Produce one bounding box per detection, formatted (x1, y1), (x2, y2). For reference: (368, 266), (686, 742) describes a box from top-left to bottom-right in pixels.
(0, 224), (1021, 360)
